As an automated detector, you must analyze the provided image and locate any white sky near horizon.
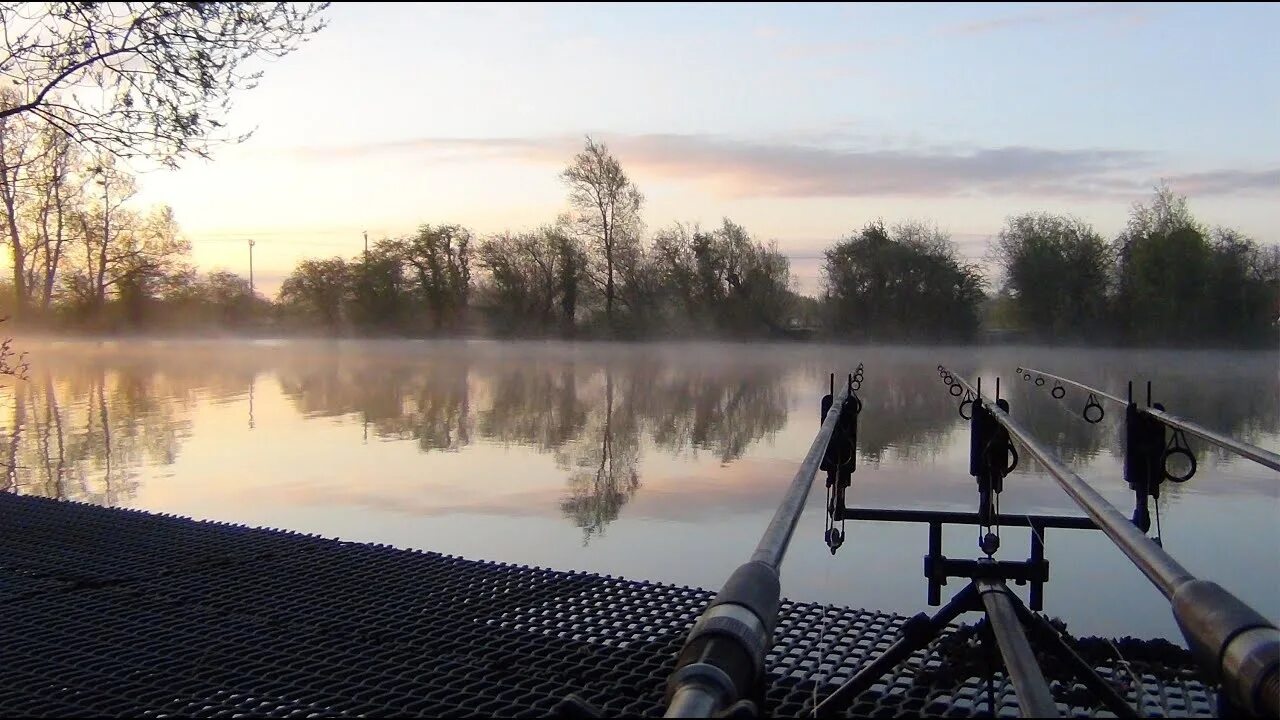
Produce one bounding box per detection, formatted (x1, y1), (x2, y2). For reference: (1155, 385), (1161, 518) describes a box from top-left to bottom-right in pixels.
(118, 2), (1278, 297)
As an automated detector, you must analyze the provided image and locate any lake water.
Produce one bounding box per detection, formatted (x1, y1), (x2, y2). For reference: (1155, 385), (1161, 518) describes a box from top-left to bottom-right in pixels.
(1, 338), (1276, 642)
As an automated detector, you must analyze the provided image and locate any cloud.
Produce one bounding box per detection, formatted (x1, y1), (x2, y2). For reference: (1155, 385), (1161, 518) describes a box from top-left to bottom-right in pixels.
(1163, 168), (1280, 196)
(286, 133), (1278, 201)
(613, 135), (1152, 198)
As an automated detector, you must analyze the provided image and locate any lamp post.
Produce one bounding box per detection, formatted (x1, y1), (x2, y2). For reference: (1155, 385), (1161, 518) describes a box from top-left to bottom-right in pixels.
(248, 238), (256, 295)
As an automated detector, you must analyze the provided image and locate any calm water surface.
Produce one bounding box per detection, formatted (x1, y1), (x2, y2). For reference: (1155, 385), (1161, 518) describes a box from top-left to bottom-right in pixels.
(2, 339), (1276, 641)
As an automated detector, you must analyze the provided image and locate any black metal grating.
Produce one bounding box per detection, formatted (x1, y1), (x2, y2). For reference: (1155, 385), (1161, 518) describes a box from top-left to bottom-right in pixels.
(0, 494), (1213, 717)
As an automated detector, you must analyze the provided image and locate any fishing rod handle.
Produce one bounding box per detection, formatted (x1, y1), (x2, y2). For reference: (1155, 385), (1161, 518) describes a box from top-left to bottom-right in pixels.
(1173, 580), (1280, 719)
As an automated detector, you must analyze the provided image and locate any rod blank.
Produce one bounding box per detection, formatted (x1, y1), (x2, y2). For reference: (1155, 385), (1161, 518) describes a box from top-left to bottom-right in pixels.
(751, 382), (852, 570)
(1020, 365), (1280, 474)
(977, 579), (1060, 718)
(665, 380), (856, 718)
(1020, 366), (1125, 405)
(1143, 405), (1280, 473)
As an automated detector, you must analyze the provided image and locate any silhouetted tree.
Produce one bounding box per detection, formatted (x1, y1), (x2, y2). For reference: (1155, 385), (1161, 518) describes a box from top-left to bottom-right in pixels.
(476, 228), (563, 334)
(163, 270), (262, 328)
(0, 88), (42, 315)
(552, 223), (585, 336)
(1203, 228), (1280, 345)
(391, 224), (472, 332)
(278, 257), (349, 331)
(648, 219), (794, 336)
(563, 137), (643, 332)
(823, 220), (985, 341)
(1112, 185), (1213, 344)
(26, 122), (82, 314)
(992, 212), (1111, 341)
(347, 240), (409, 333)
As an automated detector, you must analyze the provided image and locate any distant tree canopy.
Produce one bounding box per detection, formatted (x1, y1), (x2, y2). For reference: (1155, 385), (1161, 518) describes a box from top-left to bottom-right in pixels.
(993, 212), (1111, 341)
(278, 257), (348, 329)
(476, 226), (579, 335)
(390, 224), (472, 332)
(271, 212), (796, 340)
(1204, 228), (1280, 344)
(987, 184), (1279, 346)
(649, 219), (793, 335)
(823, 221), (986, 341)
(346, 242), (409, 331)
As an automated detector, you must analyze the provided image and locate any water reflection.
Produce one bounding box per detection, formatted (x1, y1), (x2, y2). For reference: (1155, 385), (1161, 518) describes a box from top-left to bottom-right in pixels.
(480, 365), (587, 452)
(642, 365), (788, 463)
(556, 371), (639, 541)
(856, 370), (958, 463)
(272, 352), (790, 540)
(0, 366), (192, 505)
(0, 342), (1275, 536)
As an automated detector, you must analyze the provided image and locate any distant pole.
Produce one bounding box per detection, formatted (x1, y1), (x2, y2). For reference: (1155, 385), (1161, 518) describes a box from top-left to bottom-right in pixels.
(248, 238), (256, 294)
(363, 230), (368, 258)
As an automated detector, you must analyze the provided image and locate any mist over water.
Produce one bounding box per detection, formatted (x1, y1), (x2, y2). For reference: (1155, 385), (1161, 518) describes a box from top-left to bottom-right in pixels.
(1, 338), (1276, 641)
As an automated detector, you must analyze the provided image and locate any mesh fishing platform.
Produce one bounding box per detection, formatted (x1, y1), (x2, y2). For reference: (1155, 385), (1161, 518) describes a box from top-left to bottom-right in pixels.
(0, 493), (1214, 717)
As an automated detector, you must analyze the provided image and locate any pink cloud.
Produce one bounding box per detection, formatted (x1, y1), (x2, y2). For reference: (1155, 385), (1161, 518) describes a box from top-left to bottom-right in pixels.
(284, 133), (1279, 201)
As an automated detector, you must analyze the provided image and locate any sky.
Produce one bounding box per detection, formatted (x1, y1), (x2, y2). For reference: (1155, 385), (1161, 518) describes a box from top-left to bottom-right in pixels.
(128, 2), (1280, 296)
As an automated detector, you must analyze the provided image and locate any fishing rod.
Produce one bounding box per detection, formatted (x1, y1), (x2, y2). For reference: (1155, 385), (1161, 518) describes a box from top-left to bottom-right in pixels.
(1017, 366), (1280, 474)
(1016, 364), (1278, 537)
(664, 367), (863, 718)
(941, 367), (1279, 719)
(817, 368), (1106, 718)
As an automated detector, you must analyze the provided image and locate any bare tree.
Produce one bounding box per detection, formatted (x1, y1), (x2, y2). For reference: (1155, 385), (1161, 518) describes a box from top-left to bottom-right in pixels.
(76, 157), (137, 308)
(0, 88), (42, 312)
(0, 2), (329, 165)
(58, 159), (188, 318)
(562, 137), (643, 331)
(26, 121), (84, 311)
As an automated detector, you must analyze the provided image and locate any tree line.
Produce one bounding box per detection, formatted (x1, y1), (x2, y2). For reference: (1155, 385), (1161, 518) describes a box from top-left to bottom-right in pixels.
(0, 105), (204, 330)
(992, 187), (1279, 345)
(0, 123), (272, 334)
(4, 135), (1276, 346)
(270, 139), (1280, 346)
(274, 139), (800, 339)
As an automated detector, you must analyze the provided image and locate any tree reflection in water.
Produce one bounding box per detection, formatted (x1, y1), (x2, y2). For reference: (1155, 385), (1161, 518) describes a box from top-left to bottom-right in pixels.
(272, 350), (793, 541)
(557, 371), (641, 542)
(0, 359), (196, 505)
(0, 342), (1273, 541)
